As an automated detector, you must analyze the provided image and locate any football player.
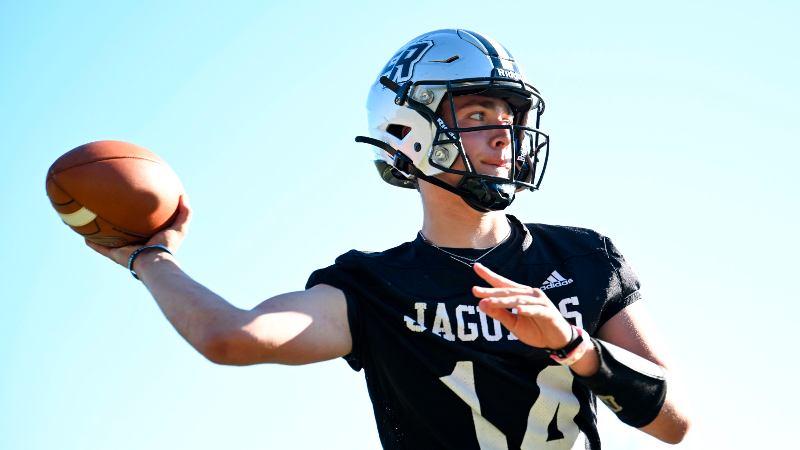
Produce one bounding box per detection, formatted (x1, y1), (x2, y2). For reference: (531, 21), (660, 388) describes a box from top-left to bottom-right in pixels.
(89, 29), (691, 449)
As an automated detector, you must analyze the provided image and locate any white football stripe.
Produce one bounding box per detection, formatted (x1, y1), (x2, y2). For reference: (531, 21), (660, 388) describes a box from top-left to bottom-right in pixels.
(59, 206), (97, 227)
(482, 34), (510, 59)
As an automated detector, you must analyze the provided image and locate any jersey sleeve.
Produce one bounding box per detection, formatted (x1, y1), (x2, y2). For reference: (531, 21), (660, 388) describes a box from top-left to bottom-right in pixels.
(597, 236), (642, 328)
(306, 251), (365, 372)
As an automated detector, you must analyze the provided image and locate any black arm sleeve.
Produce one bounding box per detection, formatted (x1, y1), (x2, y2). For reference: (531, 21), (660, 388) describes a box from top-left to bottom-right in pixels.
(573, 338), (667, 428)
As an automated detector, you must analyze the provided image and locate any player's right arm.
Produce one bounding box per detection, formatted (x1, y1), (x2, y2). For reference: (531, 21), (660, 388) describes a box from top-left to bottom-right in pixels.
(139, 262), (351, 366)
(86, 196), (352, 366)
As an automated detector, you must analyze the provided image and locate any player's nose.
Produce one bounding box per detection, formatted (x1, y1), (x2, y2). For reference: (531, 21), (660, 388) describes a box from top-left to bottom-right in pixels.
(487, 117), (512, 150)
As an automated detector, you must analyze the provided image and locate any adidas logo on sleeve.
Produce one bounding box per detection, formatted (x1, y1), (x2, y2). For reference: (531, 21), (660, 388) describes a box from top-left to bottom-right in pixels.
(540, 271), (574, 290)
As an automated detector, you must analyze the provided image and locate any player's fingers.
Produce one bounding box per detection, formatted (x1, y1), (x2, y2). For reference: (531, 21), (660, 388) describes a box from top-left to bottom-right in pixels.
(514, 303), (557, 318)
(478, 301), (518, 325)
(473, 286), (534, 298)
(473, 263), (526, 289)
(171, 194), (192, 233)
(147, 195), (191, 251)
(476, 290), (553, 308)
(478, 295), (550, 309)
(85, 239), (139, 267)
(86, 239), (113, 258)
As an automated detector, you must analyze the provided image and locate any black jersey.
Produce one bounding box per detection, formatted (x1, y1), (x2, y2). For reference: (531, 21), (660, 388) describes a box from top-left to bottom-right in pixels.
(306, 215), (641, 450)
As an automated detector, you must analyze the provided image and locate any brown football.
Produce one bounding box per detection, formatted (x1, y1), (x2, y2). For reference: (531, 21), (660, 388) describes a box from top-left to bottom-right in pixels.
(46, 140), (184, 247)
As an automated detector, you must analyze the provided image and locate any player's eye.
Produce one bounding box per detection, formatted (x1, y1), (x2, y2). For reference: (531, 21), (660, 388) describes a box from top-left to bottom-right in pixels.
(468, 112), (484, 121)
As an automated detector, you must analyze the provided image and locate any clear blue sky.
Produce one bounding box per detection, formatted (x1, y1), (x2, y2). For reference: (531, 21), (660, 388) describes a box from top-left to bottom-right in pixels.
(1, 1), (798, 448)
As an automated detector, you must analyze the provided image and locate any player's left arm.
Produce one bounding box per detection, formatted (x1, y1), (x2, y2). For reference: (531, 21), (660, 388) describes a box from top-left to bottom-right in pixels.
(596, 301), (692, 444)
(474, 263), (692, 444)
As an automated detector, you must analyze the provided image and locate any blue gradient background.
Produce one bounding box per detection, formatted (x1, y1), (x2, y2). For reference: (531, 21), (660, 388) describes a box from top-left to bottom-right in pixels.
(1, 1), (797, 448)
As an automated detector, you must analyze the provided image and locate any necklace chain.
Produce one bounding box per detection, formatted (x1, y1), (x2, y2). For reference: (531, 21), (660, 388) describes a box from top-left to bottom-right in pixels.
(418, 225), (512, 268)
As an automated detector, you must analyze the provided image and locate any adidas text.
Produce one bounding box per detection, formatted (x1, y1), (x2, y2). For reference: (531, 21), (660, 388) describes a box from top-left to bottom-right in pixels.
(541, 279), (573, 290)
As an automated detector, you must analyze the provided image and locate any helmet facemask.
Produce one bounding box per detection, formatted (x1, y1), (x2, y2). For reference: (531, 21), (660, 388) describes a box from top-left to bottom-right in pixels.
(399, 77), (550, 212)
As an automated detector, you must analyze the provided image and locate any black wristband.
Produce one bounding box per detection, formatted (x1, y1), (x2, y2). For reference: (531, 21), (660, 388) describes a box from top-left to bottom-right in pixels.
(543, 325), (583, 359)
(127, 245), (173, 280)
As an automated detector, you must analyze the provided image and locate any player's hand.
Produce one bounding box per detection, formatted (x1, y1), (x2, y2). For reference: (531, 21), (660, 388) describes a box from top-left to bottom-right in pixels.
(86, 194), (193, 268)
(473, 263), (572, 350)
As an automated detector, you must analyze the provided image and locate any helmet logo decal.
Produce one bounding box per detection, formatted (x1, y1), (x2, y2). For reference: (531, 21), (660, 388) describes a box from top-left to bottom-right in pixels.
(492, 67), (524, 82)
(380, 40), (433, 84)
(435, 117), (458, 141)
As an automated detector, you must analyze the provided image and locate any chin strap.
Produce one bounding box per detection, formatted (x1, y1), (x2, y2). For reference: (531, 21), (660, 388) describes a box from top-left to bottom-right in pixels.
(456, 177), (514, 212)
(355, 136), (514, 212)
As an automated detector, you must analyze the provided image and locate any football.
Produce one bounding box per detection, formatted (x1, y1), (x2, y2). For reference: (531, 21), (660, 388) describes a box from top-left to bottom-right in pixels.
(46, 140), (184, 247)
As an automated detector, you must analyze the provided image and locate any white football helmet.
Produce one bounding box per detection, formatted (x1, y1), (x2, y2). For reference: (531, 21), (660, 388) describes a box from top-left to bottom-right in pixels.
(356, 29), (549, 211)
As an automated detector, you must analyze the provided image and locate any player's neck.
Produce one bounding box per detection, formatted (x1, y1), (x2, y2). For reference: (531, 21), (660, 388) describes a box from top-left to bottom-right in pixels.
(419, 189), (511, 249)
